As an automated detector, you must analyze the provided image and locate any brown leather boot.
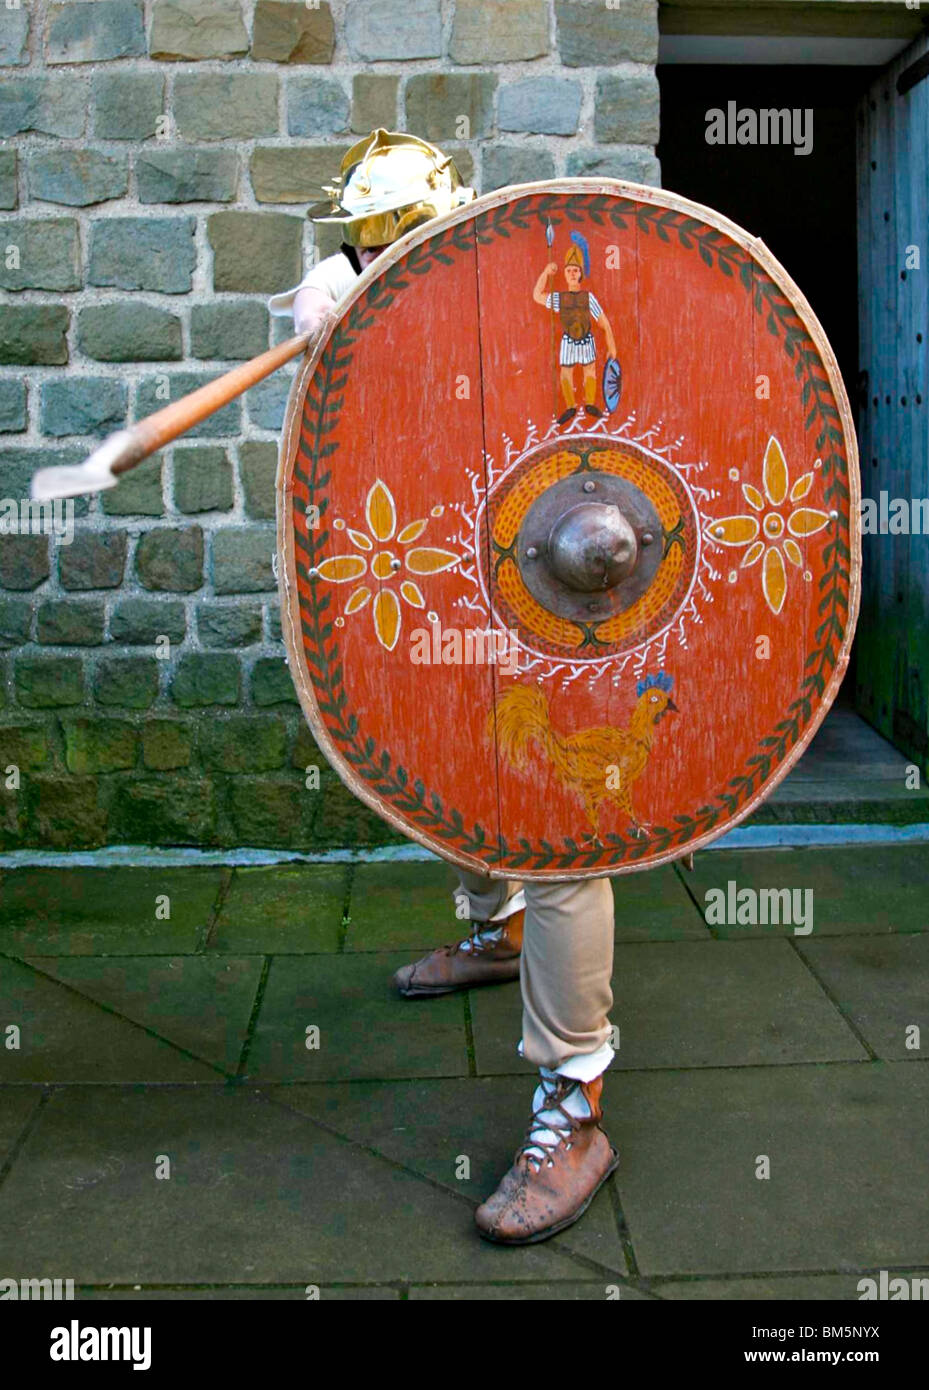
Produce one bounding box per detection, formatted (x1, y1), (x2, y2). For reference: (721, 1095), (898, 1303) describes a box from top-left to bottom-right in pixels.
(393, 911), (524, 998)
(475, 1072), (618, 1244)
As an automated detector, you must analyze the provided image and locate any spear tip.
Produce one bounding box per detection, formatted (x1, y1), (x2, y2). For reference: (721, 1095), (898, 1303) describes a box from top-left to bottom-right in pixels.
(30, 429), (133, 501)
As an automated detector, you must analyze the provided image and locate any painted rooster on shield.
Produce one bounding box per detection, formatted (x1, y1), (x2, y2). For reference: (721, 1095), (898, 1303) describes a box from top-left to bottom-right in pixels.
(490, 674), (678, 840)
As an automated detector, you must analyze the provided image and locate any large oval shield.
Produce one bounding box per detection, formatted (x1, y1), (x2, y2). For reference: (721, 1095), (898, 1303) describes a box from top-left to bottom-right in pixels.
(278, 180), (860, 879)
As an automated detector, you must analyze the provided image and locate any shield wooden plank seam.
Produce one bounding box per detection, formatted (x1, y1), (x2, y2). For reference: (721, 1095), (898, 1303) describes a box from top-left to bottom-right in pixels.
(277, 179), (861, 880)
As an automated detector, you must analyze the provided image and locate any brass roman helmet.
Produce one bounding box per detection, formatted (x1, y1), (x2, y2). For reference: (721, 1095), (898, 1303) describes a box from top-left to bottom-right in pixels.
(307, 128), (475, 248)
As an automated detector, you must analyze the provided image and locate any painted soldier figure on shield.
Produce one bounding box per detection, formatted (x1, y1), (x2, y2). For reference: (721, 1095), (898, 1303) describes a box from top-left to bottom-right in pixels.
(533, 231), (618, 424)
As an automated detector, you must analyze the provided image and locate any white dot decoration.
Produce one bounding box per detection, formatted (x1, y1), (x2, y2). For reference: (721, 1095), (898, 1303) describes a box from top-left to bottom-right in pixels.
(335, 616), (345, 626)
(333, 518), (345, 529)
(728, 570), (738, 584)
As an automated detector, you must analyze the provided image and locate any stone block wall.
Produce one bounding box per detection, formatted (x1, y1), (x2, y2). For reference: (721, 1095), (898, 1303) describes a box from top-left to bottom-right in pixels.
(0, 0), (659, 851)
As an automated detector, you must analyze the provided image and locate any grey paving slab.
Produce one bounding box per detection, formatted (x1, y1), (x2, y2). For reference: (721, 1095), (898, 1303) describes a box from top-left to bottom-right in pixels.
(612, 867), (709, 941)
(209, 865), (346, 953)
(246, 952), (469, 1081)
(343, 861), (461, 951)
(0, 1086), (41, 1161)
(0, 1087), (593, 1285)
(767, 780), (929, 825)
(766, 711), (929, 818)
(23, 956), (263, 1075)
(345, 864), (706, 948)
(797, 935), (929, 1060)
(656, 1272), (929, 1300)
(773, 776), (923, 802)
(779, 707), (910, 782)
(602, 1062), (929, 1276)
(272, 1077), (627, 1274)
(0, 868), (224, 956)
(466, 978), (528, 1076)
(410, 1281), (652, 1300)
(686, 847), (929, 938)
(78, 1285), (400, 1300)
(472, 940), (865, 1074)
(0, 957), (221, 1083)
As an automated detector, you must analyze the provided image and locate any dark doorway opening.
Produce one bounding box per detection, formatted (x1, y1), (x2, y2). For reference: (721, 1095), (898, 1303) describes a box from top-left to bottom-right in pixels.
(658, 64), (876, 711)
(657, 65), (875, 395)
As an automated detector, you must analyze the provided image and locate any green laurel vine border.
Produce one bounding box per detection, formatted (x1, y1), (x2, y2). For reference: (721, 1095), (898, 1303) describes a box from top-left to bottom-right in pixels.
(292, 194), (852, 873)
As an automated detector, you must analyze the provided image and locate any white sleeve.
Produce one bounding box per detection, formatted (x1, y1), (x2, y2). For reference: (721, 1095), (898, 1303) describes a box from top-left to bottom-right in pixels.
(268, 251), (359, 318)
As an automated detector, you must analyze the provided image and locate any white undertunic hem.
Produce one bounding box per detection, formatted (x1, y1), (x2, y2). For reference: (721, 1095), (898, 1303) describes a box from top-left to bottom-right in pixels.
(517, 1038), (614, 1083)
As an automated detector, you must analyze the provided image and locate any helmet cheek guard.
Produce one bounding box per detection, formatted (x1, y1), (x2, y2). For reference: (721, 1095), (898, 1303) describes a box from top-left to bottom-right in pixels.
(341, 202), (455, 249)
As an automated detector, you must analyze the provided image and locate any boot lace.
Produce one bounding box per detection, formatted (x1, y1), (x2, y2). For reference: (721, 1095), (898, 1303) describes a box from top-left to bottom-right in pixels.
(448, 923), (505, 957)
(516, 1077), (582, 1173)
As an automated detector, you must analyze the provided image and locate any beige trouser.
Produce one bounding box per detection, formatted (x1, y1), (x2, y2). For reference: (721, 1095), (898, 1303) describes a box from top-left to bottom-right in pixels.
(456, 871), (614, 1077)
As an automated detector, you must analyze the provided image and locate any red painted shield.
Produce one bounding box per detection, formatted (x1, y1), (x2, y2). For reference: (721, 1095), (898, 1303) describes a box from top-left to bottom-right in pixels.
(278, 180), (860, 878)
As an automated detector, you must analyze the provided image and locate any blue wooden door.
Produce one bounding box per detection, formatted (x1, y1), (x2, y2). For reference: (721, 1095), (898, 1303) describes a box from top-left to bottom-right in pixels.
(856, 33), (929, 772)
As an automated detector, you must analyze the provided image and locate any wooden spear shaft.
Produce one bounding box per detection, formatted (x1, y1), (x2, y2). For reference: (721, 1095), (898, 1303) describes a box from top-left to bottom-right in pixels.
(31, 328), (321, 501)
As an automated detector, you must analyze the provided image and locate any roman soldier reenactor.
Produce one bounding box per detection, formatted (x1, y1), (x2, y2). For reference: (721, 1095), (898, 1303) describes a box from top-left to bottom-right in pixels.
(32, 106), (859, 1269)
(270, 129), (619, 1245)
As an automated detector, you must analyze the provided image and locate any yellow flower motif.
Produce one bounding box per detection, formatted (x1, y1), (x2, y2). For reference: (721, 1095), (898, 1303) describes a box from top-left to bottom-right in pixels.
(706, 437), (831, 615)
(314, 481), (460, 651)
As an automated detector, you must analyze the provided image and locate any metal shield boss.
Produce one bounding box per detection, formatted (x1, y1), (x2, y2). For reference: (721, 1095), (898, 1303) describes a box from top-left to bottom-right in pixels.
(278, 181), (860, 880)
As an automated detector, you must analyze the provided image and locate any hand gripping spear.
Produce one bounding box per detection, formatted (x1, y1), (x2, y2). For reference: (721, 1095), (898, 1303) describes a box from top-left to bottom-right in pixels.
(30, 323), (331, 502)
